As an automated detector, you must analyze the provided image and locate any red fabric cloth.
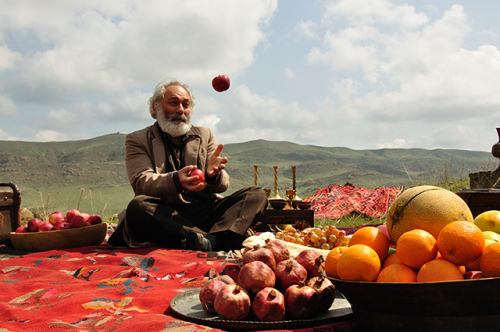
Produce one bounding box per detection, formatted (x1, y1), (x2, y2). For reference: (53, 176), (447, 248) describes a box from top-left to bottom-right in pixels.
(0, 245), (355, 331)
(304, 184), (404, 220)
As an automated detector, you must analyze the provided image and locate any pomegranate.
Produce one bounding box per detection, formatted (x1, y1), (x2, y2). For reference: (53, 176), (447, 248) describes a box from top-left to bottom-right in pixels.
(295, 249), (325, 278)
(284, 280), (319, 319)
(252, 287), (286, 322)
(243, 244), (276, 270)
(274, 259), (307, 292)
(306, 275), (336, 312)
(238, 261), (276, 295)
(214, 284), (251, 321)
(199, 279), (227, 314)
(264, 239), (290, 263)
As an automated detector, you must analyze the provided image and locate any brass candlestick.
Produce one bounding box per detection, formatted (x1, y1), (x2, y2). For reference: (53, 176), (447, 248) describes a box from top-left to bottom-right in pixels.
(291, 166), (302, 202)
(271, 166), (283, 200)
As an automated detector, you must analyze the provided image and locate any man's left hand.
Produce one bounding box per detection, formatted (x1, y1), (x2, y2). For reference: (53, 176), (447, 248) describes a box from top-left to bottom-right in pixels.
(207, 143), (228, 179)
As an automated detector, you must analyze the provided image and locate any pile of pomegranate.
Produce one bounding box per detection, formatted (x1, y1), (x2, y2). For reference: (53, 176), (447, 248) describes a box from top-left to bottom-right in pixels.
(199, 239), (335, 321)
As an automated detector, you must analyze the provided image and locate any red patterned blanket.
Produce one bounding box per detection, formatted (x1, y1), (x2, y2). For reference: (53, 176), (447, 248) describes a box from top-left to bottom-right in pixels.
(0, 245), (355, 331)
(304, 183), (404, 220)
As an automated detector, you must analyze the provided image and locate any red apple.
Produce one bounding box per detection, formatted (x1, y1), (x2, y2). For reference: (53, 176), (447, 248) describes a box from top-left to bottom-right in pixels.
(38, 222), (54, 232)
(81, 212), (90, 221)
(85, 221), (91, 227)
(55, 222), (72, 230)
(190, 169), (205, 185)
(70, 214), (86, 228)
(88, 214), (103, 225)
(28, 218), (43, 232)
(15, 225), (29, 233)
(212, 75), (230, 92)
(66, 209), (81, 222)
(49, 211), (65, 225)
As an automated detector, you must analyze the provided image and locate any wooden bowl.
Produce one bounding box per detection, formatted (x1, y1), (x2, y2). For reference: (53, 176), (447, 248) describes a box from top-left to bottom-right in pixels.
(329, 276), (500, 332)
(10, 222), (108, 252)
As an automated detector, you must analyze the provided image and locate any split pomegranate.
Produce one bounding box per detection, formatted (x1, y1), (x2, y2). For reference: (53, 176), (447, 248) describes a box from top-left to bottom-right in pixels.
(284, 280), (319, 319)
(238, 260), (276, 294)
(199, 279), (227, 314)
(274, 258), (307, 292)
(295, 248), (325, 278)
(214, 284), (251, 321)
(306, 275), (336, 312)
(264, 238), (290, 263)
(252, 287), (286, 322)
(243, 244), (277, 270)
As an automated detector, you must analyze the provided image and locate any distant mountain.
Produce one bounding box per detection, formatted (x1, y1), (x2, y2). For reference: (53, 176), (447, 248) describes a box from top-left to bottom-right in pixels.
(0, 133), (495, 213)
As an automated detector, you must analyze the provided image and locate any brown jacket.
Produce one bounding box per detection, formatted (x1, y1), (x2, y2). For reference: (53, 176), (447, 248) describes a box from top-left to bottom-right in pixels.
(125, 122), (230, 204)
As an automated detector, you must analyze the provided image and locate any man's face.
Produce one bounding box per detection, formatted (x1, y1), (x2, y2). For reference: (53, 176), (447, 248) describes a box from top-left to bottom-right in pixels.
(155, 85), (193, 137)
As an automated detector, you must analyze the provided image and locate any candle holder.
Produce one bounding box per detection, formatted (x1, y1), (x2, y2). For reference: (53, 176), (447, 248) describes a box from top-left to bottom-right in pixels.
(291, 166), (303, 206)
(253, 165), (258, 186)
(270, 166), (283, 200)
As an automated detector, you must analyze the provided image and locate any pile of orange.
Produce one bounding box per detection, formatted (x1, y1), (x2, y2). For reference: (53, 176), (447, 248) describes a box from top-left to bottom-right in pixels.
(325, 220), (499, 283)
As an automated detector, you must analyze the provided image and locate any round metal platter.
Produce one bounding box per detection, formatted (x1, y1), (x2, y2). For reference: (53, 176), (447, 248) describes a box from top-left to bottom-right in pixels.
(169, 288), (353, 331)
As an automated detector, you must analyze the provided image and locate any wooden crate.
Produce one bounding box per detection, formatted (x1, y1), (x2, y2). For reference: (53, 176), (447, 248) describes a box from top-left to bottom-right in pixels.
(254, 209), (314, 232)
(0, 183), (21, 244)
(456, 189), (500, 217)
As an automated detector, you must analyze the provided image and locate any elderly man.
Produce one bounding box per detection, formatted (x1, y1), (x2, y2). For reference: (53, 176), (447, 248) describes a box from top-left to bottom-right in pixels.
(107, 78), (268, 251)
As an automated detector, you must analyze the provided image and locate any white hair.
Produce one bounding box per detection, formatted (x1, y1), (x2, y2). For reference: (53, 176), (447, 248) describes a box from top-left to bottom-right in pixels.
(148, 78), (195, 119)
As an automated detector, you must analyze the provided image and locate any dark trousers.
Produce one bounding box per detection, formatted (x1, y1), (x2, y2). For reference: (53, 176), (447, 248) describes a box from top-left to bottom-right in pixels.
(125, 186), (267, 250)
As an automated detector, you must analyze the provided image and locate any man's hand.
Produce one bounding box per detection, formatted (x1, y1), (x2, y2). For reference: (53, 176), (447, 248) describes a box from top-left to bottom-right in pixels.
(207, 143), (228, 179)
(178, 166), (206, 192)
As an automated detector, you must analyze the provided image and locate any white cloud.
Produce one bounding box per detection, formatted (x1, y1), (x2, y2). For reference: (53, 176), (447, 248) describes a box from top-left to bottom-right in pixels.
(0, 128), (19, 140)
(1, 0), (278, 103)
(295, 20), (318, 39)
(377, 138), (406, 149)
(0, 95), (20, 115)
(34, 130), (69, 142)
(284, 68), (294, 78)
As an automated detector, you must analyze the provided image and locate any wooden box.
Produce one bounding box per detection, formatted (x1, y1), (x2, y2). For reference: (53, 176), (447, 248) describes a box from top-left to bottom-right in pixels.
(0, 183), (21, 244)
(456, 189), (500, 217)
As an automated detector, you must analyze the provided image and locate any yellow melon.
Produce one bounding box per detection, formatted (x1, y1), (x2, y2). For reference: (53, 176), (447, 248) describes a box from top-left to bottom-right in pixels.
(386, 185), (473, 243)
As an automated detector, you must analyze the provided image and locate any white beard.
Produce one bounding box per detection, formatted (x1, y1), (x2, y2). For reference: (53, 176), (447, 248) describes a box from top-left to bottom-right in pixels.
(157, 110), (192, 137)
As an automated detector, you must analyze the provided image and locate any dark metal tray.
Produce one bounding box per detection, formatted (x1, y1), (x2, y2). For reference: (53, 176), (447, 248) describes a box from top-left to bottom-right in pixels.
(169, 288), (353, 331)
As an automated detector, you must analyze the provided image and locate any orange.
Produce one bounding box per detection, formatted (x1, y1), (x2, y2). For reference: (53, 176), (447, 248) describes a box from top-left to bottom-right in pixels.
(337, 244), (381, 282)
(325, 246), (348, 279)
(465, 256), (481, 272)
(376, 263), (417, 283)
(436, 251), (466, 274)
(382, 252), (404, 269)
(386, 186), (473, 243)
(417, 259), (464, 282)
(396, 229), (437, 269)
(437, 221), (485, 266)
(349, 226), (390, 262)
(480, 242), (500, 277)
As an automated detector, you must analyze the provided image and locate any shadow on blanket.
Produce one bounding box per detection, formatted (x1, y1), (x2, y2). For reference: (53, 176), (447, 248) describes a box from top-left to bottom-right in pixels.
(0, 244), (356, 332)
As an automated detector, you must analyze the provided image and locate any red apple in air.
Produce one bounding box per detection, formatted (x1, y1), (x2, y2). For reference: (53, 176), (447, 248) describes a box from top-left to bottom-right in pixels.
(38, 222), (54, 232)
(190, 169), (205, 185)
(49, 211), (65, 226)
(28, 218), (43, 232)
(212, 75), (230, 92)
(66, 209), (81, 223)
(87, 214), (103, 225)
(70, 215), (86, 228)
(15, 225), (29, 233)
(55, 222), (72, 230)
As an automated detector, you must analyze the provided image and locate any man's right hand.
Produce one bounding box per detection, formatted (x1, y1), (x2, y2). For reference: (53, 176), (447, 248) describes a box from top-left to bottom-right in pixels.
(178, 165), (207, 192)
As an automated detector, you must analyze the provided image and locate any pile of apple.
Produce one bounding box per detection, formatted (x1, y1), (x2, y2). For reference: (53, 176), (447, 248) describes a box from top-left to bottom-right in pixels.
(198, 239), (334, 322)
(15, 209), (103, 233)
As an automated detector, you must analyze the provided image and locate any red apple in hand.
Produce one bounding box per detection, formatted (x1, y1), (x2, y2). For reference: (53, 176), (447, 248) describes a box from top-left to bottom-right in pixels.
(38, 222), (54, 232)
(88, 214), (103, 225)
(212, 75), (230, 92)
(190, 169), (205, 185)
(28, 218), (43, 232)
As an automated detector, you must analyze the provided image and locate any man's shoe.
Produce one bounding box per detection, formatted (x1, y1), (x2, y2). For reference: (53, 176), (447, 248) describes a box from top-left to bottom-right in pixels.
(186, 232), (212, 252)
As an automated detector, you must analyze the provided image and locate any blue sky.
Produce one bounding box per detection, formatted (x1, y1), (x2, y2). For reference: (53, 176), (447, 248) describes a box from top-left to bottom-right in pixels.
(1, 0), (500, 153)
